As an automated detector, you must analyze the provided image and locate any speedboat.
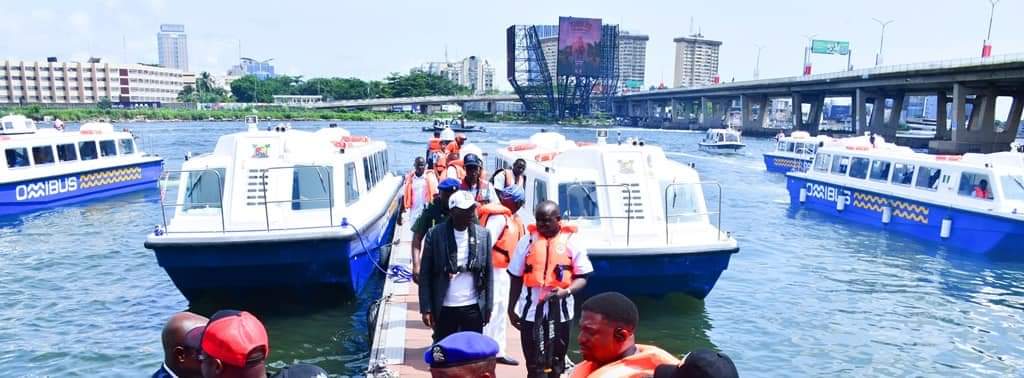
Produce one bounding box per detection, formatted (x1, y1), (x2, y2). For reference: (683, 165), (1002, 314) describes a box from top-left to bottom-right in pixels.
(493, 130), (739, 299)
(763, 131), (834, 173)
(144, 120), (403, 302)
(698, 128), (745, 152)
(787, 134), (1024, 256)
(0, 114), (163, 217)
(421, 118), (486, 133)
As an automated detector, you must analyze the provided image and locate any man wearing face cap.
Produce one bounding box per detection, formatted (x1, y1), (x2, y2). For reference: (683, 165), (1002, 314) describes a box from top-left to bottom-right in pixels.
(460, 153), (497, 205)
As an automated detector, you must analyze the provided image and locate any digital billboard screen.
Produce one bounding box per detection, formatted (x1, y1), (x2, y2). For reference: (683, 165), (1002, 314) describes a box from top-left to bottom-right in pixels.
(556, 17), (602, 77)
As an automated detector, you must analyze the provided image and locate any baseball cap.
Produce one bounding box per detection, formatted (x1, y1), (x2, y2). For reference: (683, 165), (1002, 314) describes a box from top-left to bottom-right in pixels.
(438, 178), (461, 192)
(653, 349), (738, 378)
(191, 310), (270, 368)
(424, 331), (498, 369)
(462, 153), (482, 167)
(499, 185), (526, 204)
(455, 133), (467, 141)
(448, 191), (476, 210)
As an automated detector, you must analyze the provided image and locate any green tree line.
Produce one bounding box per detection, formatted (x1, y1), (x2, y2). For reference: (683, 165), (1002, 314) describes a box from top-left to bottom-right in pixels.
(219, 71), (471, 103)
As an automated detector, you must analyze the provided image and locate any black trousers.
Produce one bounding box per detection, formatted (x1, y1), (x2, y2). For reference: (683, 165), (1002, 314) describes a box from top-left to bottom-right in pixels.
(433, 304), (484, 342)
(520, 320), (570, 378)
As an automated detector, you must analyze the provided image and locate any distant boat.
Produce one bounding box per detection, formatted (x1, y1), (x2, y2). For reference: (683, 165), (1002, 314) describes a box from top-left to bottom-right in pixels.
(698, 128), (745, 152)
(763, 131), (834, 173)
(145, 119), (402, 303)
(422, 117), (486, 133)
(0, 114), (163, 217)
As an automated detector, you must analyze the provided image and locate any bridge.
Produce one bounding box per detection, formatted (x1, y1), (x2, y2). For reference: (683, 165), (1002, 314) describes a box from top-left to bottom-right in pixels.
(310, 94), (520, 111)
(615, 54), (1024, 153)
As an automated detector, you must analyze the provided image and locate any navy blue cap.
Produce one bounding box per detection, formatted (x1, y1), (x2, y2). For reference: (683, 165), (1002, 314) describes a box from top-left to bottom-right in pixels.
(653, 349), (738, 378)
(438, 178), (461, 191)
(424, 331), (498, 369)
(462, 153), (482, 167)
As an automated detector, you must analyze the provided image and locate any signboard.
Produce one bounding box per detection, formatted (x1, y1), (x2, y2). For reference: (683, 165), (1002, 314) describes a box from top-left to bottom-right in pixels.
(556, 17), (603, 77)
(811, 40), (850, 55)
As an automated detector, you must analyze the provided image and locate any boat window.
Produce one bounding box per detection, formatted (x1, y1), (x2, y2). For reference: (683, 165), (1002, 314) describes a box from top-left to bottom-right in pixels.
(345, 162), (360, 205)
(958, 172), (993, 200)
(664, 183), (703, 222)
(99, 140), (117, 157)
(363, 157), (372, 191)
(558, 182), (599, 218)
(830, 155), (850, 175)
(891, 163), (915, 186)
(183, 168), (225, 211)
(5, 147), (30, 168)
(999, 175), (1024, 202)
(778, 141), (791, 152)
(813, 153), (831, 172)
(56, 143), (77, 162)
(32, 146), (55, 165)
(848, 157), (870, 179)
(869, 160), (891, 182)
(533, 179), (548, 208)
(119, 139), (135, 155)
(915, 166), (942, 190)
(292, 166), (333, 210)
(79, 141), (98, 161)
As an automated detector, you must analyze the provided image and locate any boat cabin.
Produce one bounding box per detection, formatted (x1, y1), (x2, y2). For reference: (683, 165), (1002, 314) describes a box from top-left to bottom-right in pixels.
(2, 119), (141, 176)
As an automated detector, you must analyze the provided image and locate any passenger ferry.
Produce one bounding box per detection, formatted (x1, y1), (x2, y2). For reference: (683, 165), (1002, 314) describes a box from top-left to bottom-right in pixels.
(0, 114), (163, 217)
(144, 120), (403, 302)
(493, 130), (739, 299)
(787, 135), (1024, 256)
(698, 128), (745, 152)
(763, 131), (834, 173)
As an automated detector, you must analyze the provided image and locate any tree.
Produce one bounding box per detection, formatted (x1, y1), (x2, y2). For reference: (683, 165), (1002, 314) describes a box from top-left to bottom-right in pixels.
(383, 72), (468, 98)
(177, 85), (198, 103)
(96, 97), (112, 109)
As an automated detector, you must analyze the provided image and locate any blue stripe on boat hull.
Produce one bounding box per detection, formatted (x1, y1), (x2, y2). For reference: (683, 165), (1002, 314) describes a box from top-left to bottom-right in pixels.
(786, 175), (1024, 256)
(763, 154), (811, 173)
(0, 159), (163, 217)
(583, 250), (737, 300)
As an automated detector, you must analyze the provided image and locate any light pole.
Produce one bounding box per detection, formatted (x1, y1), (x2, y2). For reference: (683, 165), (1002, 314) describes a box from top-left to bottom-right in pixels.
(982, 0), (1000, 57)
(872, 18), (894, 66)
(754, 44), (765, 80)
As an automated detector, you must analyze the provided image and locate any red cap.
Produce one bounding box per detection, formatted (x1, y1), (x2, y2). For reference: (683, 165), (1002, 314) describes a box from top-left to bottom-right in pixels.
(198, 310), (269, 368)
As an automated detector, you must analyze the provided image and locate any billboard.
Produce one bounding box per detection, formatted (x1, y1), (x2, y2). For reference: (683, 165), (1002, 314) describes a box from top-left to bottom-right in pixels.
(811, 40), (850, 55)
(556, 17), (602, 77)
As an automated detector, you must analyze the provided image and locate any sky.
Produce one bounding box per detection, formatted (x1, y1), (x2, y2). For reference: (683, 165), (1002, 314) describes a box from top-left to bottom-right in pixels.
(3, 0), (1023, 92)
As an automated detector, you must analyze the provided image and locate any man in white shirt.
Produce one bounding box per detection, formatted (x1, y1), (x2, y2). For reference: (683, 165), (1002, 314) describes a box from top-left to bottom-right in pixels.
(480, 185), (527, 366)
(460, 153), (498, 205)
(419, 191), (494, 342)
(403, 157), (437, 226)
(507, 200), (593, 378)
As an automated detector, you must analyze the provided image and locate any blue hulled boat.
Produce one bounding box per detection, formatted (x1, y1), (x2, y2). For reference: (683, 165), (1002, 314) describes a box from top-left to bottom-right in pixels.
(763, 131), (834, 173)
(0, 115), (163, 217)
(493, 131), (739, 299)
(144, 120), (402, 302)
(787, 134), (1024, 256)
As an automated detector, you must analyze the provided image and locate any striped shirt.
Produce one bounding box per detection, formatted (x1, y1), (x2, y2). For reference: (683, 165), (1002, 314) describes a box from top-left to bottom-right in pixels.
(507, 234), (593, 322)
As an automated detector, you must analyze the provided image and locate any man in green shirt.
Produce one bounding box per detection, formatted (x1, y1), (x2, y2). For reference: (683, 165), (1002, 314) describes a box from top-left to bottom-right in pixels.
(411, 177), (461, 283)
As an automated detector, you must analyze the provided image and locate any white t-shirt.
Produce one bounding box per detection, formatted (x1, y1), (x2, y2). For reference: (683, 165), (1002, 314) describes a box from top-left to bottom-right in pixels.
(465, 184), (498, 204)
(484, 214), (508, 251)
(443, 229), (479, 307)
(507, 233), (593, 321)
(410, 174), (428, 210)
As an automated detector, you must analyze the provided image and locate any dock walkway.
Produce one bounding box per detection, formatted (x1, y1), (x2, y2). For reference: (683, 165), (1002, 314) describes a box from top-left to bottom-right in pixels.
(366, 224), (527, 377)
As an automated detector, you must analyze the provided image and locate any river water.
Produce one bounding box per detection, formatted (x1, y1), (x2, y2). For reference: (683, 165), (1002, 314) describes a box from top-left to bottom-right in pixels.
(0, 121), (1022, 377)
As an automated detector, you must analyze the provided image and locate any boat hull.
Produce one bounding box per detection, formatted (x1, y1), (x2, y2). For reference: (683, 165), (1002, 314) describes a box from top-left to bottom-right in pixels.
(583, 249), (738, 300)
(786, 175), (1024, 256)
(0, 159), (163, 217)
(698, 143), (745, 151)
(148, 199), (402, 303)
(763, 153), (811, 173)
(421, 126), (486, 133)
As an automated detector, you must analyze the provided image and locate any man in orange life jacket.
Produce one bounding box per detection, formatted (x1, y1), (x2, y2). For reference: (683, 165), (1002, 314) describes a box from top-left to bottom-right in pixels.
(493, 158), (527, 193)
(479, 185), (527, 366)
(508, 200), (593, 378)
(446, 133), (468, 156)
(404, 157), (438, 227)
(460, 153), (497, 205)
(444, 152), (465, 181)
(570, 292), (678, 378)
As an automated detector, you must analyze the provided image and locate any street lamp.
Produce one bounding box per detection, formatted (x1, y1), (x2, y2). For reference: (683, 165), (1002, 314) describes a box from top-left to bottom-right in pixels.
(754, 44), (765, 79)
(982, 0), (1000, 57)
(872, 18), (894, 66)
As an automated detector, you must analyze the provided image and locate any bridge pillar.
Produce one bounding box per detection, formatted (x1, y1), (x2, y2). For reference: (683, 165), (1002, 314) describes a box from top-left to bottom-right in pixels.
(791, 93), (803, 130)
(936, 86), (1017, 153)
(869, 96), (887, 136)
(741, 95), (769, 134)
(935, 90), (949, 140)
(883, 93), (905, 140)
(950, 83), (968, 132)
(853, 88), (868, 134)
(487, 101), (496, 114)
(1006, 94), (1024, 138)
(805, 96), (823, 134)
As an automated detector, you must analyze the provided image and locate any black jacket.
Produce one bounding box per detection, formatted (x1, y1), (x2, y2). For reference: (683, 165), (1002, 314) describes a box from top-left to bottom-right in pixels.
(418, 220), (493, 320)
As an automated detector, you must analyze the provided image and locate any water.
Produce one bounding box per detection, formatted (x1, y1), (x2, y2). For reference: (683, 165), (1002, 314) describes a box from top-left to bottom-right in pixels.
(1, 121), (1023, 377)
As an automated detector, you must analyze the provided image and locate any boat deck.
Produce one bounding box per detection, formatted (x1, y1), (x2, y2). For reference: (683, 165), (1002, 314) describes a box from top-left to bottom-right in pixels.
(366, 222), (526, 377)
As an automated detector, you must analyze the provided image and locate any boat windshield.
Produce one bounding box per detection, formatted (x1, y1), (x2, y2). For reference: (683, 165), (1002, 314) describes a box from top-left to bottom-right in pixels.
(1000, 175), (1024, 201)
(665, 183), (704, 223)
(183, 168), (226, 211)
(558, 182), (599, 218)
(720, 133), (739, 142)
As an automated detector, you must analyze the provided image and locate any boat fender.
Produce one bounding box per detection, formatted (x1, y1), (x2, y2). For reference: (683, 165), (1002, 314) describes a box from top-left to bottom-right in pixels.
(940, 217), (952, 239)
(836, 195), (846, 212)
(509, 143), (537, 151)
(153, 225), (164, 236)
(882, 205), (892, 224)
(799, 188), (807, 204)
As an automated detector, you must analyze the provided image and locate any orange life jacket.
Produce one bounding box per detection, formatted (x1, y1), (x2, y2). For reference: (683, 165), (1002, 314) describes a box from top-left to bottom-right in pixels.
(443, 160), (465, 181)
(477, 203), (524, 269)
(569, 345), (680, 378)
(523, 222), (578, 289)
(403, 171), (437, 210)
(504, 170), (526, 188)
(974, 187), (989, 199)
(427, 138), (443, 154)
(445, 141), (461, 155)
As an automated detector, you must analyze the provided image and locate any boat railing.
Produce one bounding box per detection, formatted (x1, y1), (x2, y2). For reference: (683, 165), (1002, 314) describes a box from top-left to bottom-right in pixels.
(158, 168), (227, 233)
(663, 181), (724, 243)
(562, 183), (636, 246)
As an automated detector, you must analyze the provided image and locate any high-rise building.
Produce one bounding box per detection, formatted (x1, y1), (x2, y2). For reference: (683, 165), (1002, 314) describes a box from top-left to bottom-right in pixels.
(617, 31), (648, 93)
(673, 33), (721, 88)
(227, 58), (276, 80)
(1, 59), (188, 105)
(411, 56), (494, 94)
(157, 24), (189, 71)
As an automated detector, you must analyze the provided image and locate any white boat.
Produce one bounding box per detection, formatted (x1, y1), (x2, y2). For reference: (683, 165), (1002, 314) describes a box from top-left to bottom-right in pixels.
(144, 119), (403, 302)
(0, 114), (163, 217)
(763, 131), (835, 173)
(787, 134), (1024, 256)
(698, 128), (745, 151)
(492, 130), (739, 299)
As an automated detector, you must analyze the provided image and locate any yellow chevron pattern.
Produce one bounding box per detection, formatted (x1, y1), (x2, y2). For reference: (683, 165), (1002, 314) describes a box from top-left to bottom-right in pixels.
(851, 191), (929, 224)
(79, 167), (143, 189)
(772, 157), (805, 170)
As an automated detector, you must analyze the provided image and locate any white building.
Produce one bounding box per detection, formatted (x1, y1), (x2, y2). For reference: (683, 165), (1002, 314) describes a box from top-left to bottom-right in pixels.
(411, 56), (494, 95)
(1, 59), (189, 104)
(617, 31), (648, 93)
(673, 33), (721, 88)
(157, 24), (189, 72)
